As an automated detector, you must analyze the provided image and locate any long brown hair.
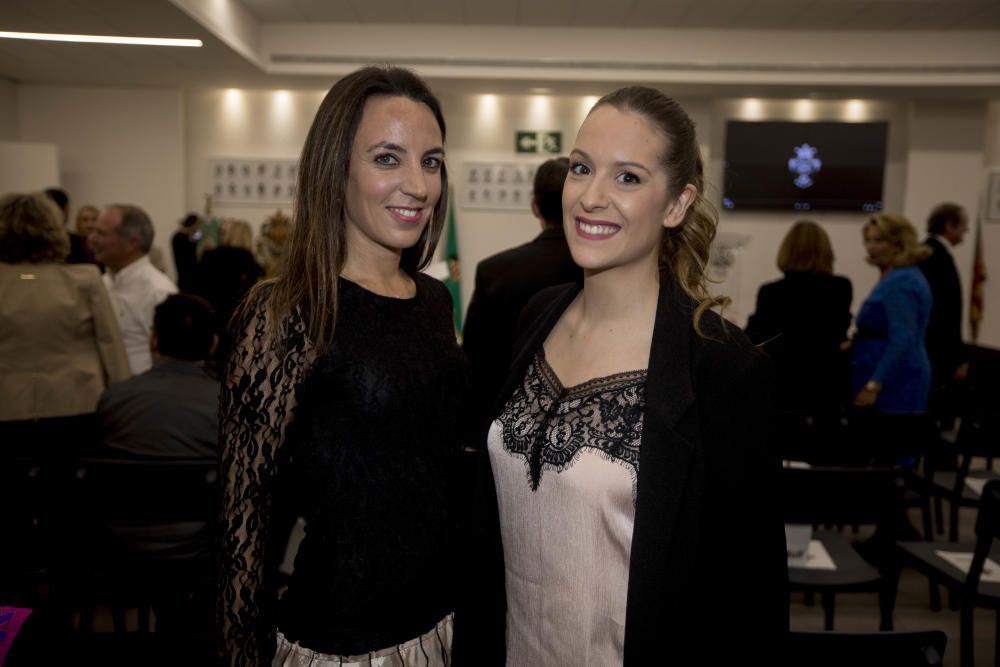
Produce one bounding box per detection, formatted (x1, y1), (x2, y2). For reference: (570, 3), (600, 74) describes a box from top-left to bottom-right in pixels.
(592, 87), (726, 333)
(256, 66), (449, 350)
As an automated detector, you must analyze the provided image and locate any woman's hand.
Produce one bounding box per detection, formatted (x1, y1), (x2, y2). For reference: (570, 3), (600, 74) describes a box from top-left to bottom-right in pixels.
(853, 388), (878, 407)
(853, 380), (882, 408)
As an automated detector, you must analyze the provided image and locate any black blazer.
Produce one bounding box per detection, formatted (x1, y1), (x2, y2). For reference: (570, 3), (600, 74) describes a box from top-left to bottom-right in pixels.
(745, 272), (852, 414)
(919, 237), (966, 385)
(455, 274), (789, 665)
(462, 226), (581, 426)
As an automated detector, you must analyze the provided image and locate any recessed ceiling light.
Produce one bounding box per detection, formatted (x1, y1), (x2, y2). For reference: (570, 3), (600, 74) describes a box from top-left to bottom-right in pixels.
(0, 31), (202, 47)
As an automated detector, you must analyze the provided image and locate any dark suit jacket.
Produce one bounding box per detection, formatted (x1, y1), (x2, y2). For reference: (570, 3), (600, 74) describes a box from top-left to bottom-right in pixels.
(455, 274), (789, 665)
(919, 236), (966, 386)
(97, 358), (219, 459)
(462, 226), (581, 427)
(745, 271), (853, 414)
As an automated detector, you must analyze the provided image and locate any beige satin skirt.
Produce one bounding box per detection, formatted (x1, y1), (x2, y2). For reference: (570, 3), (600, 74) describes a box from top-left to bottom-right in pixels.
(272, 614), (452, 667)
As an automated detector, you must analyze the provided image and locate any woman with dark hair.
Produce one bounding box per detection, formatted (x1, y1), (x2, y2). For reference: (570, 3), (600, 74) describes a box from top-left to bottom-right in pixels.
(0, 192), (129, 456)
(853, 213), (933, 412)
(457, 88), (787, 665)
(746, 220), (853, 415)
(219, 67), (468, 665)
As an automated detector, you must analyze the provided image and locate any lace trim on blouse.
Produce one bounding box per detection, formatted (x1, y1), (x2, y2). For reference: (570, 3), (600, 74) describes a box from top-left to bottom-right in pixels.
(497, 349), (647, 499)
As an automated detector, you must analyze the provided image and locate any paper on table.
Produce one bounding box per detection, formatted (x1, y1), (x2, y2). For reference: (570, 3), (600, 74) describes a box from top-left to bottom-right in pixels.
(935, 551), (1000, 583)
(965, 477), (990, 497)
(788, 539), (837, 570)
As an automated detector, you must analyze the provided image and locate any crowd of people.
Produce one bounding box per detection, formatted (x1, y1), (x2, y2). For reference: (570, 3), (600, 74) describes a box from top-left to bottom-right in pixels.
(0, 64), (978, 665)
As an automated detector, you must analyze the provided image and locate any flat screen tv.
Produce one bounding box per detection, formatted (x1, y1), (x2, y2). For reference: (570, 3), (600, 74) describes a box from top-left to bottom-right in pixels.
(722, 120), (888, 212)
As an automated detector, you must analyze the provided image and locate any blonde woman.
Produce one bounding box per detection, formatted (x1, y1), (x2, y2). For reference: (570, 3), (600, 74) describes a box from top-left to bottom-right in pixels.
(0, 192), (129, 456)
(458, 87), (787, 665)
(853, 213), (933, 412)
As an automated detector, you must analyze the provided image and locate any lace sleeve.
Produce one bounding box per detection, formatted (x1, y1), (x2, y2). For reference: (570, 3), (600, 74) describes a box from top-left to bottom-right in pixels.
(218, 297), (315, 666)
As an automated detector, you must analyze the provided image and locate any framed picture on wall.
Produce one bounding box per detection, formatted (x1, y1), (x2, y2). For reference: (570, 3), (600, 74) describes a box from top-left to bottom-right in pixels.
(461, 162), (539, 210)
(208, 158), (298, 205)
(987, 170), (1000, 221)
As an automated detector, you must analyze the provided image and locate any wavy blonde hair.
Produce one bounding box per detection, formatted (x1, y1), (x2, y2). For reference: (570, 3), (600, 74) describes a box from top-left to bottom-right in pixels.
(222, 220), (253, 251)
(593, 87), (727, 334)
(0, 192), (70, 263)
(866, 213), (931, 269)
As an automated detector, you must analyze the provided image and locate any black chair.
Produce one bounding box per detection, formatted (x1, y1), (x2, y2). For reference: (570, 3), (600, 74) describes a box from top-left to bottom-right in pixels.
(923, 414), (1000, 542)
(774, 411), (849, 465)
(787, 629), (947, 667)
(897, 480), (1000, 667)
(782, 465), (902, 631)
(0, 457), (56, 607)
(64, 457), (219, 638)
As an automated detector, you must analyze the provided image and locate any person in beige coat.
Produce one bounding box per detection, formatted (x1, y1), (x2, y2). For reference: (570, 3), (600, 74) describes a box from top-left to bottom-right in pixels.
(0, 192), (130, 456)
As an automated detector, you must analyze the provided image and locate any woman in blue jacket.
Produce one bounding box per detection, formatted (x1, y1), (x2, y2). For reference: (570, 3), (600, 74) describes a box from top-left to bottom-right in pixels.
(853, 213), (933, 413)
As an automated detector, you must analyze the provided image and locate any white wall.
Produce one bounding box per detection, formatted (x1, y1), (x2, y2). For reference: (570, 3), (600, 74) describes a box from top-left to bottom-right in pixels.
(184, 87), (318, 223)
(902, 101), (988, 344)
(979, 101), (1000, 348)
(0, 141), (59, 193)
(0, 78), (18, 142)
(17, 85), (186, 279)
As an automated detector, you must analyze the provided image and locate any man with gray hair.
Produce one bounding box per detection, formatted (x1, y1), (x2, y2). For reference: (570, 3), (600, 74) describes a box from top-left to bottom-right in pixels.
(89, 204), (177, 375)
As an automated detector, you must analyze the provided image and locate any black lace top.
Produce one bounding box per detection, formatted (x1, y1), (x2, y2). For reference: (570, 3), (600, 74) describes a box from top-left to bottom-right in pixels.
(497, 349), (646, 497)
(219, 273), (469, 665)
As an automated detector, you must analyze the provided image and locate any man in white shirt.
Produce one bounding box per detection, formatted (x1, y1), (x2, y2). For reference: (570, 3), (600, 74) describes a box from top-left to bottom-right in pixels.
(89, 204), (177, 375)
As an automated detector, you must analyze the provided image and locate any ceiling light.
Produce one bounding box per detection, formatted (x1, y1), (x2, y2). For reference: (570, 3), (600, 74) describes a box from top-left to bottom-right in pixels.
(0, 31), (202, 47)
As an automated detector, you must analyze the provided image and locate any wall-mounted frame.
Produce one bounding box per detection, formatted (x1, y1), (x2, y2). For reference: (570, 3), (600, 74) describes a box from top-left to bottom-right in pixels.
(208, 158), (298, 204)
(987, 170), (1000, 221)
(461, 162), (540, 211)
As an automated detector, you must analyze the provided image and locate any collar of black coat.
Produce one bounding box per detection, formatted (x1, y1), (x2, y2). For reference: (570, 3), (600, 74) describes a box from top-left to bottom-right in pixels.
(499, 267), (697, 434)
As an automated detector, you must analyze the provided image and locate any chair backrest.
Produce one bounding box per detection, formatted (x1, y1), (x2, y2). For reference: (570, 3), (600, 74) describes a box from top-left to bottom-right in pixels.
(0, 458), (55, 574)
(967, 479), (1000, 594)
(70, 457), (220, 524)
(787, 629), (946, 667)
(781, 465), (902, 530)
(845, 411), (937, 466)
(775, 411), (849, 465)
(954, 414), (1000, 460)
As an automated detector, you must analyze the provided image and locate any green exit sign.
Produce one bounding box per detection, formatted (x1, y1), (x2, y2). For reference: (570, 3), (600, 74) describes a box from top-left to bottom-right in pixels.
(516, 131), (561, 154)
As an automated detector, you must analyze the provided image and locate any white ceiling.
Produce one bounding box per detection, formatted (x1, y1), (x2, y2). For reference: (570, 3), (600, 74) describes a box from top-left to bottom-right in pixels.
(239, 0), (1000, 30)
(0, 0), (998, 97)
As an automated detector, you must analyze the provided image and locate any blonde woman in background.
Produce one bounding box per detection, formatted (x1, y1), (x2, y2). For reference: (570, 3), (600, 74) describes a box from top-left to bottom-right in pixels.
(69, 202), (100, 265)
(0, 192), (129, 458)
(74, 204), (100, 239)
(853, 213), (933, 413)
